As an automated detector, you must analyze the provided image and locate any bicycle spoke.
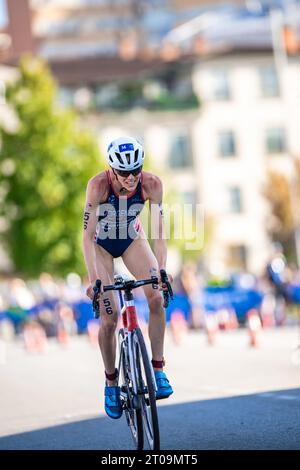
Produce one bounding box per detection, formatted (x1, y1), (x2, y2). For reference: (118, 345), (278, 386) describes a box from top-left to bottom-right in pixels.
(132, 329), (160, 450)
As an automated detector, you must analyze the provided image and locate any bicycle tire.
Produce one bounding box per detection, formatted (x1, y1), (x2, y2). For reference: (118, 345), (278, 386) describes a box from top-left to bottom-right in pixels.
(118, 329), (143, 450)
(131, 328), (160, 450)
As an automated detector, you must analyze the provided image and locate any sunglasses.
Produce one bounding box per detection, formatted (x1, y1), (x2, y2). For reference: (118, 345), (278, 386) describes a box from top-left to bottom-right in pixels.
(115, 167), (143, 178)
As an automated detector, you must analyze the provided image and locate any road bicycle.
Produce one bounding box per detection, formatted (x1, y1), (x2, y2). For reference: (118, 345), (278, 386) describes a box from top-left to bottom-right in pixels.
(92, 269), (173, 450)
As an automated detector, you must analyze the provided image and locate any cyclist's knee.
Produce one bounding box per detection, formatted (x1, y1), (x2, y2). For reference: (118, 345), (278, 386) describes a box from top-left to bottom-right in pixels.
(148, 293), (164, 313)
(100, 318), (117, 336)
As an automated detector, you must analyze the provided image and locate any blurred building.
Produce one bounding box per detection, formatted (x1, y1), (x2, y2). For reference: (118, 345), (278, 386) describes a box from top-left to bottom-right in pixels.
(83, 48), (300, 276)
(1, 0), (300, 275)
(192, 51), (300, 275)
(0, 0), (34, 63)
(0, 0), (246, 64)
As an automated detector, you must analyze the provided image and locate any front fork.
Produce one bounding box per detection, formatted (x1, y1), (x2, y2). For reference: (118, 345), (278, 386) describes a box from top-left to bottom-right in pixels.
(128, 330), (158, 396)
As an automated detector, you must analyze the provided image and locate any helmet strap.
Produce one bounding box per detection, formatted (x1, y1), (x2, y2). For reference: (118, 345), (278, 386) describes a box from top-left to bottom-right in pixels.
(112, 169), (127, 193)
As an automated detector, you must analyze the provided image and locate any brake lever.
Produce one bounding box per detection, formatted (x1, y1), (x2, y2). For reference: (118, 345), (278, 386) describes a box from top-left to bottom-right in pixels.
(163, 289), (169, 308)
(92, 279), (101, 319)
(160, 269), (173, 308)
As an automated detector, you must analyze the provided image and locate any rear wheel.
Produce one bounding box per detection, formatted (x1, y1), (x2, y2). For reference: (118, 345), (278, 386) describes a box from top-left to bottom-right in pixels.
(131, 328), (160, 450)
(118, 329), (143, 450)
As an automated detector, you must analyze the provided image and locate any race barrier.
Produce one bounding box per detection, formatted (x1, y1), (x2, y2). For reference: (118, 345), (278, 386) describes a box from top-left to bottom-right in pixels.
(202, 285), (263, 323)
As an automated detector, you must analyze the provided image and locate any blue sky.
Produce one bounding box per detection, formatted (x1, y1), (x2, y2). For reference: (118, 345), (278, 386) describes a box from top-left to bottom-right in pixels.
(0, 0), (8, 29)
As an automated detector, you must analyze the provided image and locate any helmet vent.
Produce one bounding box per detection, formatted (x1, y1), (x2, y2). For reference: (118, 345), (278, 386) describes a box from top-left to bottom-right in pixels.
(134, 149), (139, 163)
(115, 152), (123, 164)
(125, 153), (131, 164)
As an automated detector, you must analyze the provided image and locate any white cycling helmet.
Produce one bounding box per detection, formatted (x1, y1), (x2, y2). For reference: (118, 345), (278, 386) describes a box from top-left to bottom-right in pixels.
(106, 136), (144, 171)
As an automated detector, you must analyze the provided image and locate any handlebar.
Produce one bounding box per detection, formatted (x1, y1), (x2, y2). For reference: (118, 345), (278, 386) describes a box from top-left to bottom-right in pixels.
(92, 269), (173, 318)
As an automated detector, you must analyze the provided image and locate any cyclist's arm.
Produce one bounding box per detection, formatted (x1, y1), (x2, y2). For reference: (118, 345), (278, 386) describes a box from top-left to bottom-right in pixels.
(82, 178), (101, 284)
(148, 176), (167, 271)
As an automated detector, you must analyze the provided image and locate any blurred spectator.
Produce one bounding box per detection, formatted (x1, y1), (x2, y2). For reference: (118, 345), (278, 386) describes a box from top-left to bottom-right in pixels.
(9, 278), (36, 310)
(180, 262), (204, 329)
(56, 302), (78, 345)
(37, 308), (58, 338)
(1, 258), (300, 350)
(38, 272), (60, 301)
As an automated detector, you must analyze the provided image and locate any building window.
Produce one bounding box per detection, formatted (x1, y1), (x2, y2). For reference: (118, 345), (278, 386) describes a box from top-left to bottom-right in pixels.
(212, 70), (230, 100)
(259, 66), (280, 97)
(227, 186), (243, 213)
(228, 245), (247, 270)
(218, 130), (236, 157)
(58, 87), (75, 107)
(265, 128), (286, 154)
(169, 134), (193, 169)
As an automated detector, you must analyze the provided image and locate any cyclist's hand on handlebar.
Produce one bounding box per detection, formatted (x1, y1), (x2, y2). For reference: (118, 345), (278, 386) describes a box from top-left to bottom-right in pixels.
(159, 272), (173, 291)
(86, 281), (103, 301)
(159, 269), (174, 308)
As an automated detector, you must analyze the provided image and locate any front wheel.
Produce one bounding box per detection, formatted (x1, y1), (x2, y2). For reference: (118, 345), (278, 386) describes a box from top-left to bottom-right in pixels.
(118, 329), (143, 450)
(131, 328), (160, 450)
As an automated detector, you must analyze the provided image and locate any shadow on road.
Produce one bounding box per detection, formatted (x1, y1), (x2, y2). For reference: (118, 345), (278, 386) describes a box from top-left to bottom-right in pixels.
(1, 388), (300, 450)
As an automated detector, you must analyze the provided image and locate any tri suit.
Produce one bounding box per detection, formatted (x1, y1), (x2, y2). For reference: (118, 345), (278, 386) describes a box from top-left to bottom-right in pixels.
(94, 170), (145, 258)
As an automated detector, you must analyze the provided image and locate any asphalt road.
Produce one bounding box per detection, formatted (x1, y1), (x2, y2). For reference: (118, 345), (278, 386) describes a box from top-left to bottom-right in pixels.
(0, 326), (300, 450)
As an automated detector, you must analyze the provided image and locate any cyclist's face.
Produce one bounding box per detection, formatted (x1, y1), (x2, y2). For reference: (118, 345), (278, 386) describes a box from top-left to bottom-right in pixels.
(116, 171), (141, 190)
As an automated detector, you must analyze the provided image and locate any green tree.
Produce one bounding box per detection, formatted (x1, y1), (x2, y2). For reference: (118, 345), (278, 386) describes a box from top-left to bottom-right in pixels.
(264, 165), (300, 261)
(0, 56), (103, 278)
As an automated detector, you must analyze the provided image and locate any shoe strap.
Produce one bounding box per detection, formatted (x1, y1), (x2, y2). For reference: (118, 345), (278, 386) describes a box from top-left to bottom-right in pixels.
(155, 370), (169, 381)
(105, 386), (120, 396)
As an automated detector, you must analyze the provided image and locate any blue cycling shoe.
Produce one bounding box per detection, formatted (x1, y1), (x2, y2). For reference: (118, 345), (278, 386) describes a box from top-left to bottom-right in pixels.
(154, 371), (174, 400)
(104, 385), (123, 419)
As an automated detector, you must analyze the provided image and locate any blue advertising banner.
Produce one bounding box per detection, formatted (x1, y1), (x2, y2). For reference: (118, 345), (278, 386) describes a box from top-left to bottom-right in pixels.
(202, 286), (263, 319)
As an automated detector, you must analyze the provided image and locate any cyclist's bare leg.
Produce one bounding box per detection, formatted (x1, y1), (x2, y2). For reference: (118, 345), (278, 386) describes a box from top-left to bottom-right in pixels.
(122, 235), (165, 370)
(94, 244), (118, 386)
